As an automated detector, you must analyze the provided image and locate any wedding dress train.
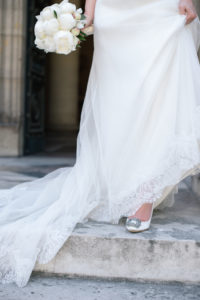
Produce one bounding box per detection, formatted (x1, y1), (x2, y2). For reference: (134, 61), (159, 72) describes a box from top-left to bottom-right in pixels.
(1, 0), (200, 287)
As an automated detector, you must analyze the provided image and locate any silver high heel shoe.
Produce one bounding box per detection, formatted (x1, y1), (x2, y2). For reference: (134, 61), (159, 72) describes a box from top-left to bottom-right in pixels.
(125, 203), (153, 233)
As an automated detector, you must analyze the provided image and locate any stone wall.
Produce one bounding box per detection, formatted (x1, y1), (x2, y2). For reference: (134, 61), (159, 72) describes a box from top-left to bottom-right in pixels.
(0, 0), (26, 156)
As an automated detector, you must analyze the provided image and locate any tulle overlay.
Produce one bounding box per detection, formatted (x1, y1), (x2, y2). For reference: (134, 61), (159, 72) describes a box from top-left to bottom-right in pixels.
(0, 0), (200, 287)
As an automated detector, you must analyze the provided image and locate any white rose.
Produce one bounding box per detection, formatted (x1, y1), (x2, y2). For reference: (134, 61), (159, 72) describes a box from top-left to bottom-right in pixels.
(51, 3), (60, 11)
(36, 14), (42, 21)
(40, 7), (54, 21)
(54, 30), (74, 55)
(43, 19), (59, 36)
(71, 27), (80, 36)
(73, 36), (80, 50)
(59, 3), (76, 14)
(35, 38), (45, 50)
(44, 36), (56, 53)
(51, 4), (61, 17)
(58, 13), (76, 30)
(34, 21), (45, 39)
(77, 8), (83, 14)
(76, 21), (85, 29)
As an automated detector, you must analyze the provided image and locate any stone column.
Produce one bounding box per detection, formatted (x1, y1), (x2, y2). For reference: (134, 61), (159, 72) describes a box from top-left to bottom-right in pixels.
(0, 0), (26, 156)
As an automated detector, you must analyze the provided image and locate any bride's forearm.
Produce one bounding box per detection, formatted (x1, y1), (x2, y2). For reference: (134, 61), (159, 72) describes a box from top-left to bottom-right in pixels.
(84, 0), (97, 26)
(85, 0), (97, 15)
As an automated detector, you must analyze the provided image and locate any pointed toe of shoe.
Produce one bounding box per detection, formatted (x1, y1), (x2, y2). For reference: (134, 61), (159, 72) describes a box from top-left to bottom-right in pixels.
(125, 217), (151, 233)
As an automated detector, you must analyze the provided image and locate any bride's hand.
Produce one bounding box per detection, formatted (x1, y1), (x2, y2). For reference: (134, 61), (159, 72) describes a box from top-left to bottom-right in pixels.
(84, 0), (96, 28)
(179, 0), (197, 24)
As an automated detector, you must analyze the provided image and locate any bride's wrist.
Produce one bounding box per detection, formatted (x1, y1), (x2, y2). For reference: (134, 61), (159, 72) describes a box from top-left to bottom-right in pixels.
(84, 12), (94, 27)
(84, 0), (96, 27)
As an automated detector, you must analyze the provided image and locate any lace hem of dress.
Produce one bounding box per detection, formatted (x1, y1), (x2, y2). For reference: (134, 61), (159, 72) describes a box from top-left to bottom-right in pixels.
(0, 246), (40, 287)
(106, 106), (200, 223)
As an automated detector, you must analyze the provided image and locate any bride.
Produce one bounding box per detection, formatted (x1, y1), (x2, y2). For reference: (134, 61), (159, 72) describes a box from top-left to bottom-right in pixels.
(0, 0), (200, 287)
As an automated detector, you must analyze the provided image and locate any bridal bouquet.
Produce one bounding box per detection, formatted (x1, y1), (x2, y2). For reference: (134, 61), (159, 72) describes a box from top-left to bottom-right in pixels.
(34, 0), (94, 55)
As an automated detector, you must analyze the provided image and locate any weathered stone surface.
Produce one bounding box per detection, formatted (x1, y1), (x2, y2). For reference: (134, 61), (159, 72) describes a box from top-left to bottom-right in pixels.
(1, 275), (200, 300)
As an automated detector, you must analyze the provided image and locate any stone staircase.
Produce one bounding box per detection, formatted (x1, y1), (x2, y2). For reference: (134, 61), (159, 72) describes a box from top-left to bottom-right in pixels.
(0, 156), (199, 284)
(35, 181), (200, 284)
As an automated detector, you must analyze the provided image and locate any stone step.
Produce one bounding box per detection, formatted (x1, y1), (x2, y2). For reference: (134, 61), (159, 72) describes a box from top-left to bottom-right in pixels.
(34, 187), (200, 284)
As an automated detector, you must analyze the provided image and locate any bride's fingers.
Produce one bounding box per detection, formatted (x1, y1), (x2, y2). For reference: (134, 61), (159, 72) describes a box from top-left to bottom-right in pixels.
(185, 8), (197, 24)
(179, 2), (197, 25)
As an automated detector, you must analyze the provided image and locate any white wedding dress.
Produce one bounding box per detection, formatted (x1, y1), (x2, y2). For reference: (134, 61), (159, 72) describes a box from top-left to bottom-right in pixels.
(1, 0), (200, 287)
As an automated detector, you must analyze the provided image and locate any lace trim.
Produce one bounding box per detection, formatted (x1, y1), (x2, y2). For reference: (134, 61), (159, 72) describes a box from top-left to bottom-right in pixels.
(112, 105), (200, 222)
(108, 135), (200, 224)
(0, 243), (40, 287)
